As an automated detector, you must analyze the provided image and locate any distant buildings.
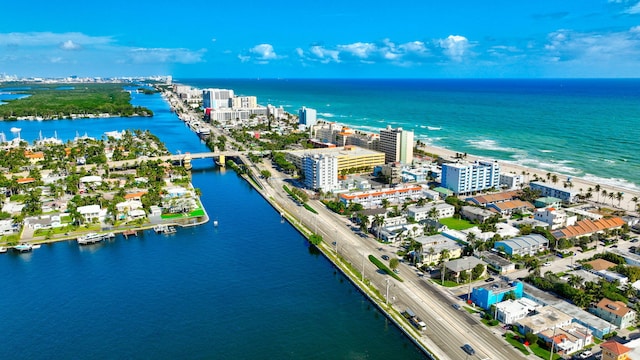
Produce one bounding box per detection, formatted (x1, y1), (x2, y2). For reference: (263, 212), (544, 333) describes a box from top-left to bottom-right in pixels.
(406, 203), (455, 221)
(285, 146), (385, 176)
(379, 126), (414, 164)
(298, 106), (317, 129)
(339, 184), (423, 208)
(441, 160), (500, 195)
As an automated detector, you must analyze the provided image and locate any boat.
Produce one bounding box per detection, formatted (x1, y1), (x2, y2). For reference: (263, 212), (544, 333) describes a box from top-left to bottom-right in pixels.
(153, 224), (168, 233)
(77, 233), (104, 245)
(14, 243), (33, 252)
(427, 126), (442, 131)
(0, 246), (7, 253)
(163, 226), (177, 234)
(213, 220), (219, 227)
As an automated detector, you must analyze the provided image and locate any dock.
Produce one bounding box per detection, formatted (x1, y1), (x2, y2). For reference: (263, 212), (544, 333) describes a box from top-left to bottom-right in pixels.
(123, 229), (138, 239)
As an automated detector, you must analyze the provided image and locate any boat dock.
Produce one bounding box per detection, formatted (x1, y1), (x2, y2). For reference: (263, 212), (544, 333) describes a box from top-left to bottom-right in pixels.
(122, 230), (138, 239)
(77, 232), (113, 245)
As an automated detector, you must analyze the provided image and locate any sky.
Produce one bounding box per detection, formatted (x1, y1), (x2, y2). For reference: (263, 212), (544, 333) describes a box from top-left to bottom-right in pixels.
(2, 0), (640, 78)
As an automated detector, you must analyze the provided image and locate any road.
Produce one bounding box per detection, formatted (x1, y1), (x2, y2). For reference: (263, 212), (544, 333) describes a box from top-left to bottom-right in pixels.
(255, 159), (528, 360)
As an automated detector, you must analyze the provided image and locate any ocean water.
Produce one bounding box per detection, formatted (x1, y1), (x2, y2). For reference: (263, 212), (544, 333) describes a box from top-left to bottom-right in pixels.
(0, 91), (426, 359)
(182, 78), (640, 191)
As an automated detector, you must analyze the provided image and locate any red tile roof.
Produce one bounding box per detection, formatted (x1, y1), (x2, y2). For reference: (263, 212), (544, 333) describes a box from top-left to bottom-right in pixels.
(553, 217), (626, 239)
(600, 340), (631, 355)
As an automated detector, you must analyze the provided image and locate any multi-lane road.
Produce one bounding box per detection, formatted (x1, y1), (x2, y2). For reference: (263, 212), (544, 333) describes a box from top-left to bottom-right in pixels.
(255, 162), (528, 360)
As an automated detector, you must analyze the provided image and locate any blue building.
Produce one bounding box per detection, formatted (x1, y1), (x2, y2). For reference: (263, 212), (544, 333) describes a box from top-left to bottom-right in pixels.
(529, 182), (578, 203)
(471, 281), (524, 310)
(298, 106), (317, 129)
(494, 234), (549, 257)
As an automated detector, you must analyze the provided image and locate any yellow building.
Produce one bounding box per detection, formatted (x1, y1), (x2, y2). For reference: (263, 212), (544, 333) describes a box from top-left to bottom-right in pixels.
(600, 340), (631, 360)
(285, 145), (385, 174)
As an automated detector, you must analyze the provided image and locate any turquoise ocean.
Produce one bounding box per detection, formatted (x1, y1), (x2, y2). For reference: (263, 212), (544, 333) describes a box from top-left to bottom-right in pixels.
(182, 78), (640, 191)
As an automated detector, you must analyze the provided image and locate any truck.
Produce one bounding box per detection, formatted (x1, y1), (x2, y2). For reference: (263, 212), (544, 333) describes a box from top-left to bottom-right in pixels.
(403, 309), (427, 331)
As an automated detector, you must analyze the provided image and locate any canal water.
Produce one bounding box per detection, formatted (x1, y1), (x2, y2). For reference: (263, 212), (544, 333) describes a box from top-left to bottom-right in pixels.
(0, 90), (426, 359)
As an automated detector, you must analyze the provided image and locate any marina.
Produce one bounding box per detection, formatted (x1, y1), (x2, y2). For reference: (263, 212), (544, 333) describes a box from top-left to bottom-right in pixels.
(77, 233), (115, 245)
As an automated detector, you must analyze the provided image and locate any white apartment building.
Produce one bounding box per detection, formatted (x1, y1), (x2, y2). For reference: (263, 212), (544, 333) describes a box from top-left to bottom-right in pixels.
(299, 106), (317, 129)
(302, 154), (338, 192)
(500, 173), (525, 190)
(440, 160), (500, 195)
(339, 185), (423, 208)
(379, 125), (414, 164)
(231, 96), (257, 109)
(406, 203), (455, 221)
(202, 88), (234, 109)
(534, 207), (577, 230)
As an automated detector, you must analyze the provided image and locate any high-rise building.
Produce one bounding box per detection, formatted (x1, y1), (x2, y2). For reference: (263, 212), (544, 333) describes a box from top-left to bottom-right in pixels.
(202, 88), (234, 109)
(379, 126), (414, 164)
(298, 106), (317, 129)
(441, 160), (501, 195)
(231, 96), (257, 109)
(302, 154), (338, 192)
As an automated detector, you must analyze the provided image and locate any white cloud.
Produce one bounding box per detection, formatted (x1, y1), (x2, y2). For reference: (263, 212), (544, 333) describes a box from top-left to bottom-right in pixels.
(625, 1), (640, 13)
(60, 40), (81, 50)
(543, 27), (640, 63)
(238, 54), (250, 62)
(127, 48), (206, 64)
(0, 32), (112, 47)
(337, 42), (377, 58)
(250, 43), (278, 60)
(438, 35), (470, 62)
(295, 48), (304, 57)
(309, 45), (340, 63)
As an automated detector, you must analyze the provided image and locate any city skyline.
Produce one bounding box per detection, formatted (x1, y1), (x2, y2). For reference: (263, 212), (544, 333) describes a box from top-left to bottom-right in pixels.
(2, 0), (640, 78)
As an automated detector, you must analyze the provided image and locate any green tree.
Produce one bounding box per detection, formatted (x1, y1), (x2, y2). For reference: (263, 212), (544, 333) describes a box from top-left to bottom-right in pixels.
(471, 264), (485, 280)
(389, 258), (399, 271)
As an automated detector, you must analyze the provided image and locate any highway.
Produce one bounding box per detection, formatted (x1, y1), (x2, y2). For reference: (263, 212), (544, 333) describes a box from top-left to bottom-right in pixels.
(255, 160), (528, 360)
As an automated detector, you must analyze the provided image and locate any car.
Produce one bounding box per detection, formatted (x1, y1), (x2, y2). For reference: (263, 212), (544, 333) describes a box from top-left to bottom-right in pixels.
(485, 277), (495, 282)
(381, 255), (389, 260)
(462, 344), (475, 355)
(578, 350), (592, 359)
(393, 269), (399, 274)
(452, 304), (462, 310)
(612, 245), (618, 248)
(631, 238), (639, 243)
(543, 261), (552, 267)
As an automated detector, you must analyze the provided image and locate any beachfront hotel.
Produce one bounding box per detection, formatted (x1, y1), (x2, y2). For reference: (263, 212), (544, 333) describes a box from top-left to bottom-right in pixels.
(202, 88), (234, 109)
(302, 154), (339, 192)
(440, 160), (501, 195)
(298, 106), (317, 129)
(379, 126), (414, 164)
(285, 145), (385, 175)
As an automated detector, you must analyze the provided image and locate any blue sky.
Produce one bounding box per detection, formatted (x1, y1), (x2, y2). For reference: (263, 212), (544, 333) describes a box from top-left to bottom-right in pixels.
(2, 0), (640, 78)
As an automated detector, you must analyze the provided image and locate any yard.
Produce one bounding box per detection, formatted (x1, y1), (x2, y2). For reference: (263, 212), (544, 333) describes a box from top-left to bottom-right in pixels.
(439, 217), (475, 230)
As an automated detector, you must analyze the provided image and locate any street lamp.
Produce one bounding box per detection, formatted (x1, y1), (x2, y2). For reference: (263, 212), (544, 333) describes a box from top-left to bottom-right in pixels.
(385, 278), (390, 305)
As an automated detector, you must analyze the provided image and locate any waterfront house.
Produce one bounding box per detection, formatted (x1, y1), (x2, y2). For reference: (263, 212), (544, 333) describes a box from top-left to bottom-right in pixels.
(25, 214), (62, 230)
(77, 204), (103, 223)
(589, 298), (636, 329)
(0, 219), (17, 235)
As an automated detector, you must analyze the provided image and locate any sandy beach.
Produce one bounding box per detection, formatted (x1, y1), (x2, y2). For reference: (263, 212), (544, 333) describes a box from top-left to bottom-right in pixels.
(418, 143), (640, 214)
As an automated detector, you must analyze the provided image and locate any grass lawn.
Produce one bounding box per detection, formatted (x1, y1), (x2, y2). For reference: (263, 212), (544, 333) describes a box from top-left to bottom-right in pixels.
(439, 217), (475, 230)
(431, 279), (459, 287)
(504, 333), (530, 355)
(529, 343), (562, 360)
(463, 306), (480, 314)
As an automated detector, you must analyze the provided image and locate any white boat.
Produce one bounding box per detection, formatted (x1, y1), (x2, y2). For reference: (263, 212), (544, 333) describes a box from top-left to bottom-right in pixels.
(153, 224), (168, 233)
(0, 246), (7, 253)
(164, 226), (177, 234)
(213, 220), (219, 227)
(77, 233), (104, 245)
(14, 243), (32, 252)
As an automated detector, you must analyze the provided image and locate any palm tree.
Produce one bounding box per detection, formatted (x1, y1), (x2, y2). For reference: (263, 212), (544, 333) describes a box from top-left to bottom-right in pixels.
(616, 192), (624, 208)
(601, 190), (608, 204)
(440, 249), (451, 283)
(632, 196), (639, 212)
(372, 215), (385, 240)
(527, 258), (541, 278)
(551, 174), (558, 184)
(595, 185), (601, 202)
(608, 192), (616, 206)
(568, 274), (583, 289)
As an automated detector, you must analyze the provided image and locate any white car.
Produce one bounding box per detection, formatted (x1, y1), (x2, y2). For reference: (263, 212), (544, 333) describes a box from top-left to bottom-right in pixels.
(579, 350), (592, 358)
(543, 261), (551, 267)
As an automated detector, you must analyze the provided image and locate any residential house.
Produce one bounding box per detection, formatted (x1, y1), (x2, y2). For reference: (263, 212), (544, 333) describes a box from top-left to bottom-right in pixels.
(515, 306), (572, 335)
(77, 204), (102, 223)
(538, 324), (593, 356)
(590, 298), (636, 329)
(444, 256), (487, 283)
(551, 217), (626, 240)
(495, 298), (541, 324)
(486, 199), (534, 216)
(460, 206), (495, 223)
(415, 234), (464, 264)
(494, 234), (549, 256)
(466, 190), (520, 207)
(477, 251), (516, 274)
(406, 202), (455, 221)
(534, 207), (577, 230)
(600, 340), (631, 360)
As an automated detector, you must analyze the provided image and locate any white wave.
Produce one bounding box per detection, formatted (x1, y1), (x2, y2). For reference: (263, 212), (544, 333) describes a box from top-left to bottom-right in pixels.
(427, 126), (442, 131)
(419, 125), (427, 128)
(318, 112), (335, 118)
(466, 139), (520, 153)
(539, 149), (554, 153)
(603, 159), (616, 164)
(582, 174), (639, 191)
(507, 158), (582, 176)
